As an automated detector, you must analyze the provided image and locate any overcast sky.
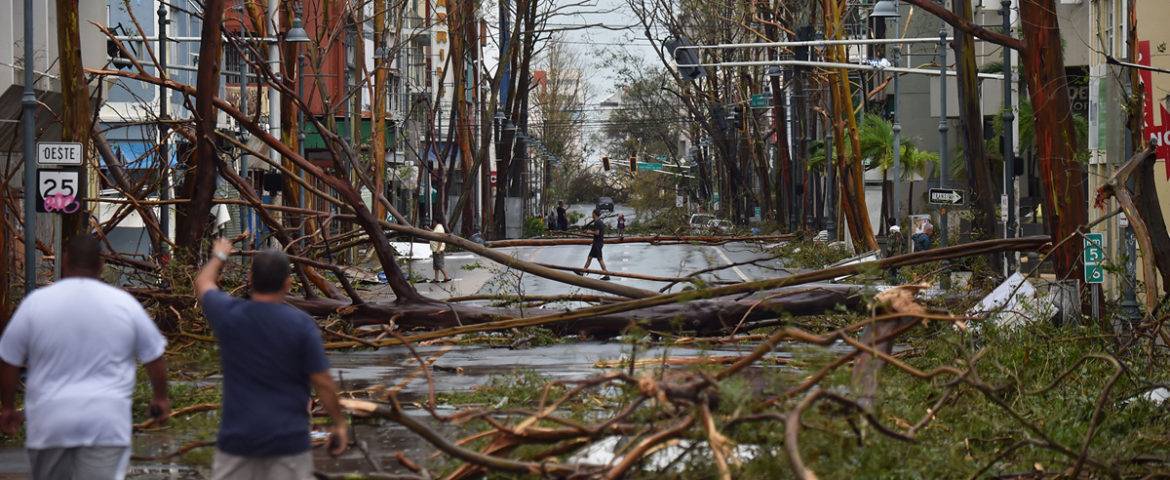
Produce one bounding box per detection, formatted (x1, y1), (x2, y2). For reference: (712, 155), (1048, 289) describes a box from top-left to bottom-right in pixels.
(483, 0), (659, 105)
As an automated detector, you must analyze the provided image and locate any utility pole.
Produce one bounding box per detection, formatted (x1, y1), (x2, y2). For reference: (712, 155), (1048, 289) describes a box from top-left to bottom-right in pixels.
(22, 0), (37, 291)
(1002, 0), (1017, 273)
(937, 28), (951, 289)
(937, 28), (949, 250)
(158, 3), (170, 251)
(871, 1), (902, 228)
(825, 119), (836, 240)
(237, 0), (250, 242)
(267, 0), (281, 174)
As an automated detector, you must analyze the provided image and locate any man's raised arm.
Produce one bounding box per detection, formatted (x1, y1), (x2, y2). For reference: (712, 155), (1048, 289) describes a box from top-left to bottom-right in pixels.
(195, 238), (234, 299)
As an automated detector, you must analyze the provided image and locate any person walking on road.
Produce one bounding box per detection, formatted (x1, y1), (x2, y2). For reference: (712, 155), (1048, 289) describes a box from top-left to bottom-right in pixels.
(430, 222), (452, 283)
(556, 201), (569, 231)
(196, 238), (348, 480)
(617, 214), (626, 240)
(0, 234), (171, 480)
(582, 209), (612, 280)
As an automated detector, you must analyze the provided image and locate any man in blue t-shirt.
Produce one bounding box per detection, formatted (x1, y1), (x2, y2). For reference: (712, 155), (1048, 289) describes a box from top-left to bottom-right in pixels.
(196, 238), (348, 479)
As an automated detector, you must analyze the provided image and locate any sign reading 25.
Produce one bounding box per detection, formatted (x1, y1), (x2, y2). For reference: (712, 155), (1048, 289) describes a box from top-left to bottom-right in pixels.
(36, 168), (84, 214)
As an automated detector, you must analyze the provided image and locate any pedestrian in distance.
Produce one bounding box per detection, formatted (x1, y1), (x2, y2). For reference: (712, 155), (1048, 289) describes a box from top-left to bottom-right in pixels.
(0, 234), (171, 480)
(886, 218), (906, 257)
(913, 220), (934, 252)
(617, 214), (626, 240)
(556, 201), (569, 231)
(195, 238), (348, 480)
(885, 218), (906, 284)
(430, 222), (452, 283)
(581, 209), (611, 280)
(545, 210), (556, 231)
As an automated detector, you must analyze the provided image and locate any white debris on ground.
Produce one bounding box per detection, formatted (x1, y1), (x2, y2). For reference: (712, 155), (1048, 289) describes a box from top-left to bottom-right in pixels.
(390, 242), (433, 260)
(568, 436), (763, 470)
(827, 250), (880, 282)
(967, 272), (1058, 329)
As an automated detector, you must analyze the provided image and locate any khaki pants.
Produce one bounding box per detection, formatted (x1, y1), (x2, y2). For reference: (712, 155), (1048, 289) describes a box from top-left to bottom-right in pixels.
(28, 446), (130, 480)
(211, 449), (313, 480)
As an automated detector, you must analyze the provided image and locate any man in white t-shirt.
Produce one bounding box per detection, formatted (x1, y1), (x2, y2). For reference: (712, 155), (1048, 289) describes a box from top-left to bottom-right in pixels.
(0, 234), (170, 480)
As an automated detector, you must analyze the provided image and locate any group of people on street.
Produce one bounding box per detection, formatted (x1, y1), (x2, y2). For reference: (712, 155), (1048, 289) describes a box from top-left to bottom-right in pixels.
(886, 216), (935, 257)
(1, 234), (348, 479)
(546, 201), (570, 231)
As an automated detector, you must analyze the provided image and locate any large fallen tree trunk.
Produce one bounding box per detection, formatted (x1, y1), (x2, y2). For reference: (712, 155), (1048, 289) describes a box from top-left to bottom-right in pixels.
(297, 283), (865, 343)
(484, 234), (794, 248)
(302, 236), (1050, 348)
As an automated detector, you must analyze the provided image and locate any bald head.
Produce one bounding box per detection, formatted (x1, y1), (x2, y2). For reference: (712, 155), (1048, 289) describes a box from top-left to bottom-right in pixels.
(63, 234), (104, 278)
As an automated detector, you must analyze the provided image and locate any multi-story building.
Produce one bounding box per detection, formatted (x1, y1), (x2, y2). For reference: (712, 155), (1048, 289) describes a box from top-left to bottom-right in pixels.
(1087, 0), (1170, 298)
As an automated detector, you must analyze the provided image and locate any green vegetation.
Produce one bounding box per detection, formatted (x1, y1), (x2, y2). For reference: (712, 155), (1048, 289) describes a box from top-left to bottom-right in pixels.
(771, 240), (852, 270)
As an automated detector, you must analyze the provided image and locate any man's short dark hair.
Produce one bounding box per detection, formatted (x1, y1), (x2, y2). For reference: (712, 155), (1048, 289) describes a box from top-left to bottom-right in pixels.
(251, 249), (290, 293)
(593, 209), (600, 217)
(64, 234), (103, 274)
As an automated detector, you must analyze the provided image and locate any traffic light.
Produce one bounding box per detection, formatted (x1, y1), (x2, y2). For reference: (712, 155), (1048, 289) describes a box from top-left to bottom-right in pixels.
(602, 156), (610, 171)
(664, 37), (705, 81)
(629, 155), (638, 174)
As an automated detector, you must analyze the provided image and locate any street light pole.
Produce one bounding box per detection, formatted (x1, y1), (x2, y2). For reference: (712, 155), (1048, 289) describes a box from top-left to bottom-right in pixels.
(937, 28), (949, 249)
(825, 119), (836, 240)
(267, 0), (281, 170)
(937, 28), (951, 288)
(158, 3), (171, 252)
(22, 0), (37, 291)
(1001, 0), (1017, 273)
(871, 0), (902, 229)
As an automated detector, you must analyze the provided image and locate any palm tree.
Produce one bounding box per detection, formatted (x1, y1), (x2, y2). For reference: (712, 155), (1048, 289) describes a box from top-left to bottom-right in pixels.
(857, 113), (938, 231)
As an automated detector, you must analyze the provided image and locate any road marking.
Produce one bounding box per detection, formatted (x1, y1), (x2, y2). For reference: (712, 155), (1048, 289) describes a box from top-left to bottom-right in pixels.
(716, 247), (752, 282)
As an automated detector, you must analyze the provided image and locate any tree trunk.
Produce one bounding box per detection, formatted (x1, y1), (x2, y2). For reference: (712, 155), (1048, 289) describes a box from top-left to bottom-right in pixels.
(449, 0), (478, 235)
(1019, 0), (1085, 284)
(952, 0), (998, 246)
(825, 0), (878, 253)
(302, 284), (867, 338)
(372, 0), (388, 222)
(178, 0), (227, 249)
(55, 0), (93, 248)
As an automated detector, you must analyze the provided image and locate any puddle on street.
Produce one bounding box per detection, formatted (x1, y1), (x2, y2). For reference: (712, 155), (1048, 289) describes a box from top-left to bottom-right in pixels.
(0, 341), (845, 478)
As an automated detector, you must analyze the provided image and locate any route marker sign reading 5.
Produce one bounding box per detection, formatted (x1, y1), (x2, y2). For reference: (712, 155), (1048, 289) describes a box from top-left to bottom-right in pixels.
(36, 168), (83, 214)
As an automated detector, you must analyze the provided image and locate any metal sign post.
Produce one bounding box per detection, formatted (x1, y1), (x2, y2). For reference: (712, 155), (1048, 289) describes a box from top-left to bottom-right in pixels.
(36, 143), (85, 281)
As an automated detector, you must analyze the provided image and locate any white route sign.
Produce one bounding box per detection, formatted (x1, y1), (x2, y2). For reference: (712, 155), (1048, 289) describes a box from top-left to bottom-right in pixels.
(36, 168), (83, 214)
(37, 142), (83, 166)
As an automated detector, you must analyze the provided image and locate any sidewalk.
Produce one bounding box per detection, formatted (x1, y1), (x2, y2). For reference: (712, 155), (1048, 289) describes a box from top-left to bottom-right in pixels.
(357, 250), (501, 302)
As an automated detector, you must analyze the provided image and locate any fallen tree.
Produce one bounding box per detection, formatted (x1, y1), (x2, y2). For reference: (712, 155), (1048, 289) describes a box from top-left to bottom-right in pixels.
(484, 234), (794, 248)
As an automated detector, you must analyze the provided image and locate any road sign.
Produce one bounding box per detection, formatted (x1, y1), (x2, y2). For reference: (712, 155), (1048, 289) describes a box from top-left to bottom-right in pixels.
(37, 142), (83, 166)
(928, 188), (966, 206)
(1084, 232), (1105, 284)
(750, 93), (772, 109)
(637, 162), (663, 171)
(36, 168), (84, 214)
(1000, 194), (1008, 223)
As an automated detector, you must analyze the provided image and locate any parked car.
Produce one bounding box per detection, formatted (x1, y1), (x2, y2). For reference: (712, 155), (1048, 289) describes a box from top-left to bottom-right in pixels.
(688, 214), (715, 232)
(596, 196), (615, 212)
(709, 219), (734, 234)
